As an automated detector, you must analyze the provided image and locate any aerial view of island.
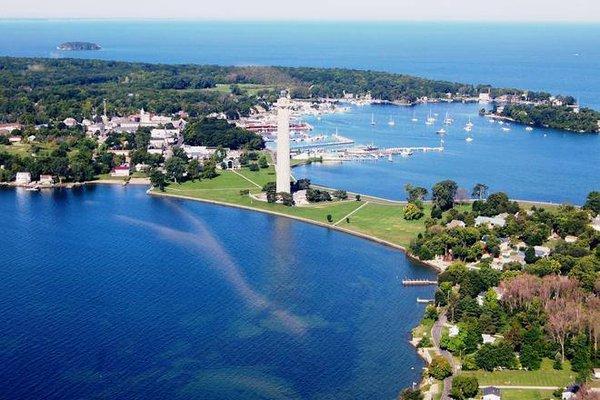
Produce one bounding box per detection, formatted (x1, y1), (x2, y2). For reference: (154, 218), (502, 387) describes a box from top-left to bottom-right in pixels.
(0, 2), (599, 400)
(56, 41), (101, 51)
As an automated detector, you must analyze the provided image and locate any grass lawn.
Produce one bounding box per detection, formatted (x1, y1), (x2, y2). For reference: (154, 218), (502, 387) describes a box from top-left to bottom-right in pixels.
(462, 359), (576, 388)
(499, 389), (555, 400)
(412, 317), (435, 339)
(208, 83), (277, 96)
(156, 166), (429, 248)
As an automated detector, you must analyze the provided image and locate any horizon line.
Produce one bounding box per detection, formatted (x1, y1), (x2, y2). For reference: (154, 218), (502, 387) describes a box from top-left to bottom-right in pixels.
(0, 18), (599, 24)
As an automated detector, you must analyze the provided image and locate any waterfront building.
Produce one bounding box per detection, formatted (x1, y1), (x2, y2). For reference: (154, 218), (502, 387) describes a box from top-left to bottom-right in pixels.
(39, 175), (54, 185)
(110, 164), (130, 177)
(275, 96), (291, 194)
(15, 172), (31, 185)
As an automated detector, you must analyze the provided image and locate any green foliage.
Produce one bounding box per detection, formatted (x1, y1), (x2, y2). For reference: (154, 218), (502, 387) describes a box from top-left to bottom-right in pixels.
(428, 355), (452, 380)
(432, 180), (458, 211)
(450, 375), (479, 400)
(404, 202), (425, 220)
(501, 104), (600, 133)
(583, 191), (600, 215)
(332, 189), (348, 200)
(278, 192), (294, 206)
(258, 155), (269, 168)
(472, 192), (520, 217)
(326, 214), (333, 223)
(307, 188), (332, 202)
(149, 169), (167, 191)
(405, 184), (428, 203)
(398, 388), (424, 400)
(183, 118), (264, 150)
(475, 342), (518, 371)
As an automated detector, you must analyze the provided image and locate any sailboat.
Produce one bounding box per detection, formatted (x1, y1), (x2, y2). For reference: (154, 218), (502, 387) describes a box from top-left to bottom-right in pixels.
(388, 154), (393, 162)
(425, 110), (435, 125)
(466, 136), (474, 142)
(444, 112), (454, 125)
(388, 116), (395, 126)
(411, 111), (418, 122)
(466, 116), (474, 128)
(371, 113), (376, 126)
(436, 127), (446, 135)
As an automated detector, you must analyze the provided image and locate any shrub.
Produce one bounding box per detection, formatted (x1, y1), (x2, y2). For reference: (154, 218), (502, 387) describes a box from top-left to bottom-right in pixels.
(428, 355), (452, 380)
(450, 375), (478, 400)
(248, 163), (259, 171)
(326, 214), (333, 223)
(404, 202), (425, 220)
(239, 189), (250, 196)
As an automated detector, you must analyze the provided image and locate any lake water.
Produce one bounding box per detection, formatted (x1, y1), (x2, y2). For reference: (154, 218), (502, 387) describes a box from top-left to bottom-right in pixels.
(0, 185), (435, 400)
(0, 21), (599, 107)
(294, 102), (600, 204)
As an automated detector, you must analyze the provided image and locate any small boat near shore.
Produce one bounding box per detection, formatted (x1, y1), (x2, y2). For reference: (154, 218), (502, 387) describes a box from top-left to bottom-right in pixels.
(525, 126), (534, 131)
(417, 298), (434, 303)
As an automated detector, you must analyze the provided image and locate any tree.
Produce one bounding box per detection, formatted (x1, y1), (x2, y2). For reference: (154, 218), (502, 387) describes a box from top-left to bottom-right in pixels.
(186, 159), (201, 181)
(404, 202), (424, 220)
(428, 355), (452, 380)
(472, 183), (489, 200)
(258, 155), (269, 169)
(165, 157), (186, 183)
(149, 169), (167, 191)
(278, 192), (294, 206)
(398, 388), (423, 400)
(201, 159), (218, 179)
(248, 163), (259, 171)
(432, 180), (458, 211)
(332, 189), (348, 200)
(475, 342), (518, 371)
(405, 184), (428, 203)
(326, 214), (333, 223)
(450, 375), (479, 400)
(583, 191), (600, 215)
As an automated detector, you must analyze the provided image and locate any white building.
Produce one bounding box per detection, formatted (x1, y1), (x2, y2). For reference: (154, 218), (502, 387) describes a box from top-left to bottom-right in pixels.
(448, 324), (459, 338)
(15, 172), (31, 185)
(475, 214), (507, 228)
(150, 129), (179, 140)
(275, 96), (291, 194)
(63, 117), (78, 127)
(181, 145), (215, 160)
(39, 175), (54, 185)
(110, 164), (130, 177)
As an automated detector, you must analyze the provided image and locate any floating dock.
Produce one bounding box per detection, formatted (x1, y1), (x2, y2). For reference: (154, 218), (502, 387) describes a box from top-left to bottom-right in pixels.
(402, 279), (438, 286)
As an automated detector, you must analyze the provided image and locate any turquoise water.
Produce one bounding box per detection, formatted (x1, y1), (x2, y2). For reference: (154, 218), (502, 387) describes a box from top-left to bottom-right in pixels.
(0, 185), (435, 399)
(294, 102), (600, 204)
(0, 21), (599, 107)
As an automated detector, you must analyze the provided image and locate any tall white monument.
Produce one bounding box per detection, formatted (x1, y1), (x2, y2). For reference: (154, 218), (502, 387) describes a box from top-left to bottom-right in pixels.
(275, 96), (291, 194)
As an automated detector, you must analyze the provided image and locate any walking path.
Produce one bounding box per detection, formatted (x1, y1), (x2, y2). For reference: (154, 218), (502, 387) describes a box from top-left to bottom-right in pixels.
(431, 312), (457, 400)
(334, 201), (369, 225)
(230, 169), (262, 189)
(482, 385), (561, 390)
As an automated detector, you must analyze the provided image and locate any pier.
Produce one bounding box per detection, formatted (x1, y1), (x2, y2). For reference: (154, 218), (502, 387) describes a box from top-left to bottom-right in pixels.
(402, 279), (438, 286)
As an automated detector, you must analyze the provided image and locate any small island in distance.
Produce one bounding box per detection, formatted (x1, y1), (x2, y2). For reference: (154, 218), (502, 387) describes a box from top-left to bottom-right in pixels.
(57, 41), (101, 51)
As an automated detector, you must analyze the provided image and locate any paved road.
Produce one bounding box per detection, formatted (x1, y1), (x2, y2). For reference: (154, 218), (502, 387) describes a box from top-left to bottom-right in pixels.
(431, 312), (457, 400)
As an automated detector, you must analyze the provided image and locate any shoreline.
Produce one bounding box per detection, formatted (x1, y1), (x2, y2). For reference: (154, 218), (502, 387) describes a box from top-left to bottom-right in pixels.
(147, 189), (442, 272)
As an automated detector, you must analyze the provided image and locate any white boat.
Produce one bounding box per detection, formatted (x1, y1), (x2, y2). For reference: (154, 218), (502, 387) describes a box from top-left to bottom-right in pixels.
(488, 119), (495, 123)
(525, 126), (534, 131)
(466, 116), (474, 128)
(425, 110), (436, 125)
(436, 128), (446, 135)
(443, 112), (454, 125)
(388, 117), (395, 126)
(388, 154), (393, 162)
(466, 136), (474, 142)
(411, 111), (418, 122)
(498, 120), (505, 125)
(502, 127), (511, 132)
(464, 125), (472, 132)
(400, 149), (413, 157)
(370, 113), (376, 126)
(26, 185), (40, 192)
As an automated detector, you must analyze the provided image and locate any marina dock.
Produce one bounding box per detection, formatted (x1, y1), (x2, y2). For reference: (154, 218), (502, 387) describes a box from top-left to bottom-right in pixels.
(402, 279), (438, 286)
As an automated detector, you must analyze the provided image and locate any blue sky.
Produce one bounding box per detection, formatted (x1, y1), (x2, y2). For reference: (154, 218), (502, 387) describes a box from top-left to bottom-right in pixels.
(1, 0), (599, 21)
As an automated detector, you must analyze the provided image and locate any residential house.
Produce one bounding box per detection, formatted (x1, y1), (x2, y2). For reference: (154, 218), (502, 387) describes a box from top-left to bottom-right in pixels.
(482, 386), (501, 400)
(475, 214), (507, 228)
(446, 220), (466, 229)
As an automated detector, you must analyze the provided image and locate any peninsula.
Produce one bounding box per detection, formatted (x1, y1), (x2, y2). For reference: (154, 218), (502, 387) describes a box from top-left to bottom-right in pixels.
(57, 42), (101, 51)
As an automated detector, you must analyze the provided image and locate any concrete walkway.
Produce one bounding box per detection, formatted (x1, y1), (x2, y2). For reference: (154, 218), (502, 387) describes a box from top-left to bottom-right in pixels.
(334, 201), (369, 225)
(230, 169), (262, 189)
